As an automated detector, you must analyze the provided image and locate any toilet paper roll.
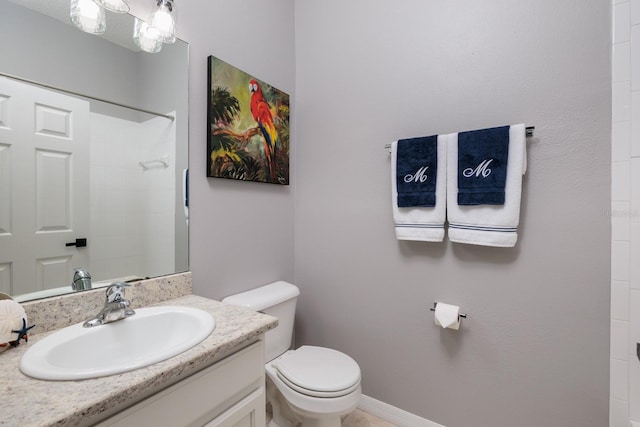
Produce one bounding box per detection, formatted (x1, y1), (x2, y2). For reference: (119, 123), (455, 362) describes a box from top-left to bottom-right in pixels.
(434, 302), (460, 330)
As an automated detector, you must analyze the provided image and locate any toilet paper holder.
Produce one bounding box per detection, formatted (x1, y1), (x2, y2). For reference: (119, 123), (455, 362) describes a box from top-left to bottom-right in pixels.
(429, 302), (467, 319)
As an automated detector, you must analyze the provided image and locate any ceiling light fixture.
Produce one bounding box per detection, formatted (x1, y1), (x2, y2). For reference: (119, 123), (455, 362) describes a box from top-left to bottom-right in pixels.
(94, 0), (130, 14)
(70, 0), (177, 53)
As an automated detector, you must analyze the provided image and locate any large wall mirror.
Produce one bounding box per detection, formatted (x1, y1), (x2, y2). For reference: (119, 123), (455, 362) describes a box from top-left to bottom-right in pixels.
(0, 0), (189, 301)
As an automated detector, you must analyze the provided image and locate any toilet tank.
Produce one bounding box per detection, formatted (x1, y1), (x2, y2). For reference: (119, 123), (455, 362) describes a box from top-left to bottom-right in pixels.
(222, 281), (300, 362)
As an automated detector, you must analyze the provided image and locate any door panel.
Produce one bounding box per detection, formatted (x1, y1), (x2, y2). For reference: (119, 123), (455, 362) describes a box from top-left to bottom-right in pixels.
(36, 256), (72, 291)
(0, 262), (11, 295)
(34, 104), (72, 139)
(0, 94), (8, 128)
(0, 143), (10, 235)
(35, 149), (72, 232)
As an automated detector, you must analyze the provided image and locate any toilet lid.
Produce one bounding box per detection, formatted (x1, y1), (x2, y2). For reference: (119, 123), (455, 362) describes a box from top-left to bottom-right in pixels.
(274, 346), (361, 398)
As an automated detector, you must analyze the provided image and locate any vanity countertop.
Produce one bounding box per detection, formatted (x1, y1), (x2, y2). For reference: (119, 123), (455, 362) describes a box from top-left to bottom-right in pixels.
(0, 294), (277, 427)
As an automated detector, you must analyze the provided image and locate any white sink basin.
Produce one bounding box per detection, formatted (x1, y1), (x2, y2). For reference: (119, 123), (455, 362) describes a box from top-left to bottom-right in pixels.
(20, 306), (215, 380)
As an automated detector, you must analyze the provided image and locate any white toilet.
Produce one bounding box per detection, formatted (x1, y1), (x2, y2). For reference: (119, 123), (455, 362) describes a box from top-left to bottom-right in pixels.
(222, 281), (361, 427)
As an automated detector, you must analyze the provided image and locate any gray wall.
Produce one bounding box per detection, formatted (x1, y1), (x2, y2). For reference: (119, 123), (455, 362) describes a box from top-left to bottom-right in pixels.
(180, 1), (296, 298)
(293, 1), (611, 427)
(179, 0), (609, 426)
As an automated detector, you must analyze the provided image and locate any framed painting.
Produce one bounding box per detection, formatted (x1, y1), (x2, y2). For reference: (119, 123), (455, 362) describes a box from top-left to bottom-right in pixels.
(207, 56), (290, 185)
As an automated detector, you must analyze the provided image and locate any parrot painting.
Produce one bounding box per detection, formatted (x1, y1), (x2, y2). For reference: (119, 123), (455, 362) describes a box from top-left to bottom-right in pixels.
(249, 79), (278, 182)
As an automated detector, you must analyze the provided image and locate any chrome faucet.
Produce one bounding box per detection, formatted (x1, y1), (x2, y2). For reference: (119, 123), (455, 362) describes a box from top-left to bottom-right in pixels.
(72, 268), (92, 291)
(83, 283), (135, 327)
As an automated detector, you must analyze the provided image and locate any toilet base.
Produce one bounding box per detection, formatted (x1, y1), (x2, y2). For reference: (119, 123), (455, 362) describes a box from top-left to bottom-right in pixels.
(266, 374), (355, 427)
(267, 376), (300, 427)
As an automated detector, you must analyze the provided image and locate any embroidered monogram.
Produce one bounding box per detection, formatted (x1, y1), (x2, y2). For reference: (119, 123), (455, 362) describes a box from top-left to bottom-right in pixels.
(463, 159), (494, 178)
(404, 166), (429, 183)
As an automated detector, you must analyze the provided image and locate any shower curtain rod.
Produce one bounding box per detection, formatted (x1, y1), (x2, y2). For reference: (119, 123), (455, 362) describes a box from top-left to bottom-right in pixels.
(384, 126), (535, 150)
(0, 72), (175, 121)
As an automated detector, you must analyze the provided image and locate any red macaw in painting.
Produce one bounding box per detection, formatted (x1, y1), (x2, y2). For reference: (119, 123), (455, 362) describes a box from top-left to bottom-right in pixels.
(249, 79), (278, 182)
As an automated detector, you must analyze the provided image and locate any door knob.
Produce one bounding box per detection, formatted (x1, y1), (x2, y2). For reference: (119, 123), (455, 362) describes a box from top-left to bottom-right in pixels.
(65, 238), (87, 248)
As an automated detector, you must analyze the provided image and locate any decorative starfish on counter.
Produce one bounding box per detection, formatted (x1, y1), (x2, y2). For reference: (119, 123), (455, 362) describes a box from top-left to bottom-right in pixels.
(10, 318), (35, 347)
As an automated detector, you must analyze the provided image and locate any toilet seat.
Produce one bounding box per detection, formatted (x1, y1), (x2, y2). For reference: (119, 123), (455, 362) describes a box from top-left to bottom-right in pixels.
(274, 346), (361, 398)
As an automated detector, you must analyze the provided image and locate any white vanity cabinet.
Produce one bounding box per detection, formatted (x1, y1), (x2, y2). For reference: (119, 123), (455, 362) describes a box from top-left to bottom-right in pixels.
(97, 340), (266, 427)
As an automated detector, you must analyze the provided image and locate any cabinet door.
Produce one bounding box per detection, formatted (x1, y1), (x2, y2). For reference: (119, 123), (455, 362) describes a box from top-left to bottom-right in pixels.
(204, 387), (265, 427)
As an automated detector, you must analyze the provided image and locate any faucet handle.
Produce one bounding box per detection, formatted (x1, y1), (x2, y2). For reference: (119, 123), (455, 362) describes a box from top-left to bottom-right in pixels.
(105, 282), (130, 303)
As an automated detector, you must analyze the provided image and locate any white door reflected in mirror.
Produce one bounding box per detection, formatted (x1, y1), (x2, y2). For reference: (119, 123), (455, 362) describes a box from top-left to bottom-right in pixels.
(0, 78), (90, 296)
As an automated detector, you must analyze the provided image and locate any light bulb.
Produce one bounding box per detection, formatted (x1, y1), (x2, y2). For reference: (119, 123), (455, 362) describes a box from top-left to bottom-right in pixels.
(134, 18), (163, 53)
(149, 0), (176, 44)
(70, 0), (106, 34)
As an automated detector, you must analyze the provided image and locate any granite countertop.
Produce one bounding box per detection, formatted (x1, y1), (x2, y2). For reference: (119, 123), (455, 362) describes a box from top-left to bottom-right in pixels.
(0, 295), (277, 427)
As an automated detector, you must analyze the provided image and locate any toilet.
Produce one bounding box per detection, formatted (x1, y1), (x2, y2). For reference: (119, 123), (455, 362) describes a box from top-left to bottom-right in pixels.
(222, 281), (361, 427)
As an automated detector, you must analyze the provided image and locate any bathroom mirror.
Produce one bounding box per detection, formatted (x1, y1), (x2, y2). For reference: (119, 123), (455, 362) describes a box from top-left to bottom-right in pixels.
(0, 0), (189, 301)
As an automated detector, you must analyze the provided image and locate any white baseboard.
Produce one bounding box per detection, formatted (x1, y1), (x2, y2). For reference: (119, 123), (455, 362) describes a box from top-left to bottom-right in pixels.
(358, 395), (445, 427)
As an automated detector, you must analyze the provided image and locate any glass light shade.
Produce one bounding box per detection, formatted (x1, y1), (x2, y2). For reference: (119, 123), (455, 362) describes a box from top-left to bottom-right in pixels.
(70, 0), (106, 34)
(149, 0), (176, 44)
(94, 0), (130, 13)
(134, 18), (163, 54)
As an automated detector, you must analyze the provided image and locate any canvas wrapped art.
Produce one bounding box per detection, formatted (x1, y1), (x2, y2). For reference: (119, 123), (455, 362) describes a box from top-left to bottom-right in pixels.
(207, 56), (290, 185)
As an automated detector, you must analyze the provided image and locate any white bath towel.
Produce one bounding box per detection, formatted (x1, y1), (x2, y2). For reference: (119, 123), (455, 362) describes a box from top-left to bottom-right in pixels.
(446, 124), (527, 247)
(391, 135), (447, 242)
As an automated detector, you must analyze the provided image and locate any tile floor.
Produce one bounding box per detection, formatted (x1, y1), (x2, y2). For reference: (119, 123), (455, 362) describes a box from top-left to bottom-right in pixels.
(342, 409), (397, 427)
(266, 408), (397, 426)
